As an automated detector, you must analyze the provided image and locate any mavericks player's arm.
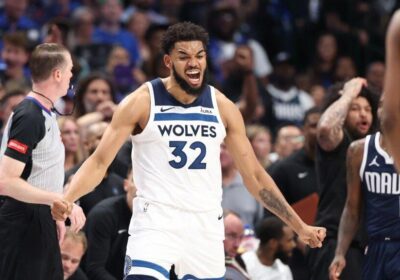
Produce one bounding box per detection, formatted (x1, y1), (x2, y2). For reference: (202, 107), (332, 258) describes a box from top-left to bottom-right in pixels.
(382, 10), (400, 170)
(336, 139), (365, 257)
(217, 91), (306, 232)
(64, 85), (150, 202)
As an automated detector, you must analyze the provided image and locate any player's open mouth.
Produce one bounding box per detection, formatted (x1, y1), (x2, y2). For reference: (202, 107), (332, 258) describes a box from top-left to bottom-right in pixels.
(186, 70), (201, 84)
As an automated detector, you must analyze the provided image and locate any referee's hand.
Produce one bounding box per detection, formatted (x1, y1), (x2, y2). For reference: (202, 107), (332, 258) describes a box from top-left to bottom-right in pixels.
(68, 203), (86, 232)
(51, 199), (72, 221)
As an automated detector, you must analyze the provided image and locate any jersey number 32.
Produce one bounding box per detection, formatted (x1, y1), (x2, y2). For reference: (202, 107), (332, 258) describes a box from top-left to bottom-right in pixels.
(168, 141), (206, 169)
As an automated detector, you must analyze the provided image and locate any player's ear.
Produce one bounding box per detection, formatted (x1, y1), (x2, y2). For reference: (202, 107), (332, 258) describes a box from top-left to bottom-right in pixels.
(164, 54), (172, 69)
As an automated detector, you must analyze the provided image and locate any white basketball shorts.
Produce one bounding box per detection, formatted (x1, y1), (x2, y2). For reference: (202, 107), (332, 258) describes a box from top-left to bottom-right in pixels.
(124, 197), (225, 279)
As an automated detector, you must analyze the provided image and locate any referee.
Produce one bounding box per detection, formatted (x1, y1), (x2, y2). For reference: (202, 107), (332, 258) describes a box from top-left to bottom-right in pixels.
(0, 43), (85, 279)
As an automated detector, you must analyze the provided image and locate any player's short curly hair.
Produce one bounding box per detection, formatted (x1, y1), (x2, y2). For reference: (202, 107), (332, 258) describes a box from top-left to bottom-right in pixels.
(161, 22), (209, 55)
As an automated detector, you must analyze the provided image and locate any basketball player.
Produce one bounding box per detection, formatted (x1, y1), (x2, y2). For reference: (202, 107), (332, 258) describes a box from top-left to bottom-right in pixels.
(382, 10), (400, 170)
(329, 100), (400, 280)
(0, 43), (85, 279)
(52, 22), (326, 279)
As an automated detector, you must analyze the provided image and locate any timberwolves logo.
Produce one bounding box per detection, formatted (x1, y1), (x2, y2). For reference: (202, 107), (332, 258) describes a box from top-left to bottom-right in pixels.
(124, 255), (132, 279)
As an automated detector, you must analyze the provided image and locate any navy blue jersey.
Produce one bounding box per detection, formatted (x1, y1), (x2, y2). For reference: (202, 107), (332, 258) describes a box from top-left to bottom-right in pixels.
(360, 132), (400, 239)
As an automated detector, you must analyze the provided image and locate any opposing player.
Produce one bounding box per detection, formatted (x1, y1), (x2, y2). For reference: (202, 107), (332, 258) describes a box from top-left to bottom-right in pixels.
(382, 10), (400, 170)
(52, 22), (326, 279)
(329, 100), (400, 280)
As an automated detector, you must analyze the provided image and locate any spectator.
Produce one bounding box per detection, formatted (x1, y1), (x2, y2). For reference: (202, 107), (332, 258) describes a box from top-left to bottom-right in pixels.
(270, 125), (303, 162)
(0, 0), (39, 46)
(61, 228), (88, 280)
(57, 116), (85, 172)
(334, 56), (357, 83)
(221, 45), (263, 123)
(71, 6), (96, 48)
(71, 6), (110, 72)
(122, 0), (169, 25)
(126, 11), (151, 65)
(242, 217), (295, 280)
(104, 45), (146, 97)
(73, 72), (118, 130)
(265, 52), (314, 130)
(224, 211), (250, 280)
(309, 85), (326, 109)
(92, 0), (140, 65)
(366, 61), (385, 94)
(85, 170), (135, 280)
(309, 33), (338, 89)
(246, 125), (273, 169)
(0, 89), (26, 141)
(207, 5), (272, 87)
(0, 32), (31, 92)
(141, 23), (169, 79)
(42, 0), (80, 23)
(43, 17), (72, 47)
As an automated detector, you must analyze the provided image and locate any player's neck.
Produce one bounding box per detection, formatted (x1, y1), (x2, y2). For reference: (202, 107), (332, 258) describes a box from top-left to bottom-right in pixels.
(164, 77), (199, 105)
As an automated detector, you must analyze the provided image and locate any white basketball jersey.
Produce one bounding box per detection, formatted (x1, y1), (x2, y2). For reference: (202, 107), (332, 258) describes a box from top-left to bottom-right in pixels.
(131, 78), (226, 212)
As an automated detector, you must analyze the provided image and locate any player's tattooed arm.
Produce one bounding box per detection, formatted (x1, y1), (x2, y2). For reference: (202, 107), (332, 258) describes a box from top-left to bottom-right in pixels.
(335, 139), (364, 256)
(317, 78), (366, 152)
(258, 188), (292, 222)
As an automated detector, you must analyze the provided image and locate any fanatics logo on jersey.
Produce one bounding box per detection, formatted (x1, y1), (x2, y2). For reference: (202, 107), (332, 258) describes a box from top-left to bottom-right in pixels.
(8, 139), (28, 154)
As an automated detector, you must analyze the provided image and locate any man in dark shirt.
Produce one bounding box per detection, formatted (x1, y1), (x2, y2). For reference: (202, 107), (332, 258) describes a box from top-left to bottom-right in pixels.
(84, 171), (135, 280)
(308, 78), (379, 280)
(269, 107), (321, 208)
(269, 107), (321, 280)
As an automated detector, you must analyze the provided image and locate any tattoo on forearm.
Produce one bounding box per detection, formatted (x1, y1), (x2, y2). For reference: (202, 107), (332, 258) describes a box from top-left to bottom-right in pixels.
(320, 98), (351, 143)
(329, 121), (343, 142)
(259, 188), (292, 221)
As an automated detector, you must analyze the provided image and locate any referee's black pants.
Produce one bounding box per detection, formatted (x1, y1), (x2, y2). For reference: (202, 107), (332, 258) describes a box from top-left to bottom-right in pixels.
(0, 198), (63, 280)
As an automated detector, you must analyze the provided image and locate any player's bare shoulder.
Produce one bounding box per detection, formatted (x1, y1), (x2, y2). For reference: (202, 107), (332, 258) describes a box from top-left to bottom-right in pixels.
(348, 138), (366, 164)
(113, 83), (151, 129)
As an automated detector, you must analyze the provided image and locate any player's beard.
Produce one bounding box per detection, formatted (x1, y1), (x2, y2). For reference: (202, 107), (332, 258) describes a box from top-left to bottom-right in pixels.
(172, 64), (208, 97)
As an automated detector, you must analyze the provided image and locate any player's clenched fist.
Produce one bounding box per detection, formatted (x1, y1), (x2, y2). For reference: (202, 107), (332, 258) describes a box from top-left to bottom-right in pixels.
(297, 225), (327, 248)
(51, 199), (72, 221)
